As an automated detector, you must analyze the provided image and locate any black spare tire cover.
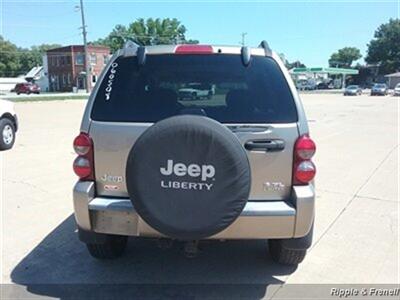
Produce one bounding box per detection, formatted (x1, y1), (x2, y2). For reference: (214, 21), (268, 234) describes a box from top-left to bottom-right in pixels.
(126, 115), (251, 240)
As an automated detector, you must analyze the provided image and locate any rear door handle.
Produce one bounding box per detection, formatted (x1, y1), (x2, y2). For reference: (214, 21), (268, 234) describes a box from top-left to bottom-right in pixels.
(244, 140), (285, 152)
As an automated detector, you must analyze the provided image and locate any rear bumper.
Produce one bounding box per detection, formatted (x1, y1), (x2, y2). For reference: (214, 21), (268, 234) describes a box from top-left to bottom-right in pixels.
(73, 182), (315, 239)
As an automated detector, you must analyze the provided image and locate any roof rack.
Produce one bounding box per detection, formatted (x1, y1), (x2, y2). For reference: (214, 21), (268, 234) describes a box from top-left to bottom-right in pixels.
(241, 46), (251, 66)
(123, 40), (140, 57)
(123, 40), (147, 66)
(259, 40), (272, 56)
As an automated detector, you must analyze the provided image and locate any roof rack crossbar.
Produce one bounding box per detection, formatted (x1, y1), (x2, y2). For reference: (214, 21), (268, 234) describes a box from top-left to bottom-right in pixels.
(259, 40), (272, 56)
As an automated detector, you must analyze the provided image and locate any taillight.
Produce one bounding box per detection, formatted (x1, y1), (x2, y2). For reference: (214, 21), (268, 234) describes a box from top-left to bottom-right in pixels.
(293, 135), (316, 184)
(73, 133), (92, 155)
(295, 135), (316, 160)
(73, 132), (94, 180)
(73, 156), (92, 178)
(175, 45), (213, 54)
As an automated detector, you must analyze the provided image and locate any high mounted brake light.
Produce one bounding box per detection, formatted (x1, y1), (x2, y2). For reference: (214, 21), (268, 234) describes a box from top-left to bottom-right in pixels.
(175, 45), (213, 54)
(73, 132), (94, 180)
(293, 135), (316, 185)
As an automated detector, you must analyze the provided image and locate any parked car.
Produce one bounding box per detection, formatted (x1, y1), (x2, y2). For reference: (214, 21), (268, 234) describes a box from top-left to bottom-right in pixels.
(370, 83), (388, 96)
(178, 83), (215, 100)
(344, 85), (362, 96)
(14, 82), (40, 95)
(73, 42), (316, 265)
(296, 80), (316, 91)
(317, 82), (333, 90)
(394, 83), (400, 96)
(0, 100), (18, 150)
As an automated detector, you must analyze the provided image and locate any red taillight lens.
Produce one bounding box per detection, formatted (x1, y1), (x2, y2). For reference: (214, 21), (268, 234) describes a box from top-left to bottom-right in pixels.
(73, 156), (92, 178)
(175, 45), (213, 54)
(73, 132), (94, 180)
(295, 161), (316, 183)
(295, 135), (316, 160)
(73, 133), (92, 155)
(293, 135), (316, 185)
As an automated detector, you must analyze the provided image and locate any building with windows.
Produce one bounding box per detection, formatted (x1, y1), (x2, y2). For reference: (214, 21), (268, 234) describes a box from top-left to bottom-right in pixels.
(46, 45), (110, 92)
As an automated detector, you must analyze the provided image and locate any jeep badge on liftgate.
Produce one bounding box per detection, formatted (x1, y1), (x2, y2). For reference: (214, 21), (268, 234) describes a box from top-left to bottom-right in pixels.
(160, 159), (215, 191)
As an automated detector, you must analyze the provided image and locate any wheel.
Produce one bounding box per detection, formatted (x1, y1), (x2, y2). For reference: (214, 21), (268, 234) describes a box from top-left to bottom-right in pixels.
(86, 234), (128, 259)
(16, 92), (20, 95)
(191, 92), (197, 100)
(269, 239), (307, 265)
(0, 118), (16, 150)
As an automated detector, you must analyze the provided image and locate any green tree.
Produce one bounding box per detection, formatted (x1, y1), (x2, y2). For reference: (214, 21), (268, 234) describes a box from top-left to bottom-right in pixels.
(287, 60), (306, 69)
(329, 47), (362, 67)
(366, 18), (400, 74)
(92, 18), (198, 52)
(278, 53), (306, 69)
(0, 37), (61, 77)
(0, 36), (21, 77)
(18, 44), (61, 73)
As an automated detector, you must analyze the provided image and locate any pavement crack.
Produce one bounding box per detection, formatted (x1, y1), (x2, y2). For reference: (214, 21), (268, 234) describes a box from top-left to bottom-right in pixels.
(309, 144), (399, 252)
(3, 179), (51, 195)
(317, 189), (397, 203)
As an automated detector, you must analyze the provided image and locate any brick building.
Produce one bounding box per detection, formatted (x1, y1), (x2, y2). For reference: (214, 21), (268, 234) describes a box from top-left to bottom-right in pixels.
(46, 45), (110, 92)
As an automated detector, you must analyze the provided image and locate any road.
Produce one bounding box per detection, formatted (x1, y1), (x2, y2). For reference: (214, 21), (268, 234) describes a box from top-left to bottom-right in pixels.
(1, 94), (398, 299)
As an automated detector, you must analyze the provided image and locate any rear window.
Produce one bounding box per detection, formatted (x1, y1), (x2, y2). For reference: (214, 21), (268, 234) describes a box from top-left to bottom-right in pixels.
(91, 54), (297, 123)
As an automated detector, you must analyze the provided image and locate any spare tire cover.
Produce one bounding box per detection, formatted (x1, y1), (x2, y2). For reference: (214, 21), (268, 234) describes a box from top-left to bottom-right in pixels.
(126, 115), (251, 240)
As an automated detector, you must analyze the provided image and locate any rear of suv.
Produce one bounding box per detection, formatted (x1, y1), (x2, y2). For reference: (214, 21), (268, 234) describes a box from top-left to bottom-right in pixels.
(73, 41), (316, 265)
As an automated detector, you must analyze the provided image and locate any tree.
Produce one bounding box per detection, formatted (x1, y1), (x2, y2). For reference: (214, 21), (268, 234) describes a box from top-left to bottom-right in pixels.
(92, 18), (198, 52)
(287, 60), (306, 69)
(18, 44), (61, 74)
(278, 53), (306, 69)
(329, 47), (362, 67)
(366, 18), (400, 74)
(0, 36), (21, 77)
(0, 37), (61, 77)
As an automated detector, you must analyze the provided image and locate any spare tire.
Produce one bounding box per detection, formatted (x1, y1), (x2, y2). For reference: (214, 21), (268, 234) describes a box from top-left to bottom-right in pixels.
(126, 115), (251, 240)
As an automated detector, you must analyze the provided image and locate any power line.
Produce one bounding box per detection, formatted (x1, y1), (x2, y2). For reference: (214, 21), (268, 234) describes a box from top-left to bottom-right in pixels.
(6, 23), (76, 29)
(2, 10), (76, 19)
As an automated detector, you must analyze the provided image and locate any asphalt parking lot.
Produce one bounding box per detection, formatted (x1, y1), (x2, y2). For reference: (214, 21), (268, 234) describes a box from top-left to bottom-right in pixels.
(1, 93), (399, 299)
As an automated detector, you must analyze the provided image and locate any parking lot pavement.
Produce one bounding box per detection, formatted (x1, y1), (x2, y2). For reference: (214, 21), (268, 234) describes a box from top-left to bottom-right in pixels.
(1, 94), (398, 298)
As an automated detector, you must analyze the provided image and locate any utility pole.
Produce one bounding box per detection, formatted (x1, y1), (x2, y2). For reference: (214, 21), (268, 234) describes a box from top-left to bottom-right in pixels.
(79, 0), (90, 93)
(240, 32), (247, 46)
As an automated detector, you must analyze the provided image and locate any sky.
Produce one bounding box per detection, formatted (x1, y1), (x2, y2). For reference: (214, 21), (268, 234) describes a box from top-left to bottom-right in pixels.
(1, 0), (398, 67)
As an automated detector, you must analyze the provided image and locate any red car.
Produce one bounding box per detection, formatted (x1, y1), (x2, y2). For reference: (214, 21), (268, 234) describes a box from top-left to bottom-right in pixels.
(14, 82), (41, 95)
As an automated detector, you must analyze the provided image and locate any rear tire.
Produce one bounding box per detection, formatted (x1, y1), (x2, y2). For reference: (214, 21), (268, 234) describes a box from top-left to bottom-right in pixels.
(269, 239), (307, 265)
(86, 234), (128, 259)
